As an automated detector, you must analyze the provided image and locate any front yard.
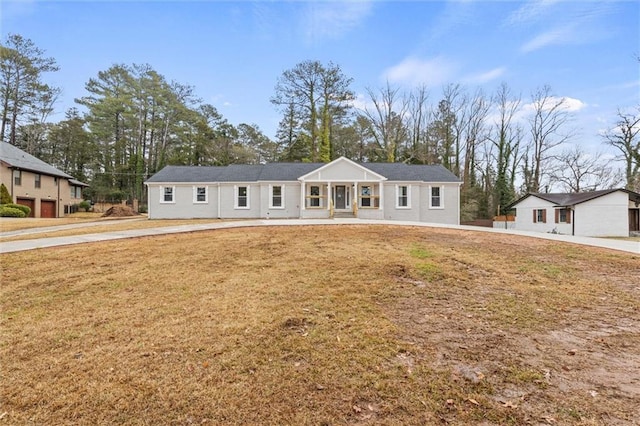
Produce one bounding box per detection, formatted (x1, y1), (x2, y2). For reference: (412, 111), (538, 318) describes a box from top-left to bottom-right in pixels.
(1, 226), (638, 424)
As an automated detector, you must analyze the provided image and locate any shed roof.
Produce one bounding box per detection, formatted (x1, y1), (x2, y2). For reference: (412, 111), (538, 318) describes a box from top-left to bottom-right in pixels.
(145, 159), (461, 184)
(1, 142), (73, 179)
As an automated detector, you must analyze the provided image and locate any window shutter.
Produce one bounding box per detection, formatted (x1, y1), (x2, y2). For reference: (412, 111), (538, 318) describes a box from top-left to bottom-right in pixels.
(567, 209), (571, 224)
(542, 210), (547, 223)
(533, 210), (537, 223)
(555, 209), (559, 223)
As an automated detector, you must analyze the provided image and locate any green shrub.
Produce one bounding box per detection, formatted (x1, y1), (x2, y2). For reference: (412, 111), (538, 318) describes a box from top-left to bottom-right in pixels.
(0, 206), (26, 217)
(78, 200), (91, 212)
(4, 203), (31, 216)
(0, 183), (12, 204)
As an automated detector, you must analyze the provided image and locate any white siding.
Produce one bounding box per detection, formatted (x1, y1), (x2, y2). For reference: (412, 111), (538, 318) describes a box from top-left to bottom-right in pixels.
(513, 197), (563, 234)
(259, 183), (302, 219)
(574, 192), (629, 237)
(420, 183), (460, 225)
(147, 184), (218, 219)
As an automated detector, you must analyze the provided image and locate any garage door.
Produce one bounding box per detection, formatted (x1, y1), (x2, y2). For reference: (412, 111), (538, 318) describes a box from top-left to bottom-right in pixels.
(16, 198), (36, 218)
(40, 200), (56, 218)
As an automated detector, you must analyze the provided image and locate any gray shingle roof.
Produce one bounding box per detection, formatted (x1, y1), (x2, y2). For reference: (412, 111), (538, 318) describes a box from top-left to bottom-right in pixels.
(509, 188), (640, 208)
(1, 142), (73, 179)
(145, 160), (461, 184)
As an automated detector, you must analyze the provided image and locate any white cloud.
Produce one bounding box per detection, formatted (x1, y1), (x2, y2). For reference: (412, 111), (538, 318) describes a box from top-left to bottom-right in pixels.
(521, 24), (579, 53)
(559, 97), (587, 112)
(522, 96), (587, 114)
(302, 1), (373, 43)
(383, 56), (457, 87)
(505, 0), (560, 27)
(462, 67), (506, 84)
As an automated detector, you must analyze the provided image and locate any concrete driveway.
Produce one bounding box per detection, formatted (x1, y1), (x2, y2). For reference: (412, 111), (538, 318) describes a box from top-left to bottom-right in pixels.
(1, 219), (638, 254)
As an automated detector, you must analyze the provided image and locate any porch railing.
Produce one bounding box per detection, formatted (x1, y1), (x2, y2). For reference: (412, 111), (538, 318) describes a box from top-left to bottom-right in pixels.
(358, 195), (380, 209)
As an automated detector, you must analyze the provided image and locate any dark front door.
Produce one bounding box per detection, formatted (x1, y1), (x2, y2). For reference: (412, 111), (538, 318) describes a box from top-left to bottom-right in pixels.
(630, 209), (640, 232)
(335, 185), (346, 209)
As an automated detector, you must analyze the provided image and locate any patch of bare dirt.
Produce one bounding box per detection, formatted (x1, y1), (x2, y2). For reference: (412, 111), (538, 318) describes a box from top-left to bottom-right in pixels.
(101, 205), (140, 217)
(388, 229), (640, 425)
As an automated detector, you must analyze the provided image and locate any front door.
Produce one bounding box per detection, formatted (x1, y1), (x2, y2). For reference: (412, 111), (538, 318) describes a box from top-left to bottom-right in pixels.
(630, 209), (640, 232)
(335, 185), (346, 209)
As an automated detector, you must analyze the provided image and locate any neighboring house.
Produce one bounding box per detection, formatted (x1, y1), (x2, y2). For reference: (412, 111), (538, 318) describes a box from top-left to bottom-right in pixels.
(0, 142), (88, 218)
(145, 156), (462, 223)
(508, 189), (640, 237)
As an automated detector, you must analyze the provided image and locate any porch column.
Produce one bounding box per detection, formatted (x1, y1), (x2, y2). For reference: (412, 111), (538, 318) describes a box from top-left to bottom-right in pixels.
(354, 182), (358, 208)
(300, 181), (305, 213)
(327, 182), (332, 210)
(378, 181), (384, 212)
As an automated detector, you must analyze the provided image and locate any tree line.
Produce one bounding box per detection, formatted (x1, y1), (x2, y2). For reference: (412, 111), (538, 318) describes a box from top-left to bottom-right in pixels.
(1, 34), (638, 219)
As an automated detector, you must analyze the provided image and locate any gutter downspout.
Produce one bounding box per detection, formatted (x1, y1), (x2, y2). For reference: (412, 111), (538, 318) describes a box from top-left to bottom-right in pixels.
(10, 167), (14, 202)
(57, 177), (60, 218)
(217, 183), (221, 219)
(571, 206), (575, 236)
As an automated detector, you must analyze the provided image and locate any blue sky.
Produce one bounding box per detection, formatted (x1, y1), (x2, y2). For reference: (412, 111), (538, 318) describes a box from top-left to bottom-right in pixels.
(2, 0), (639, 155)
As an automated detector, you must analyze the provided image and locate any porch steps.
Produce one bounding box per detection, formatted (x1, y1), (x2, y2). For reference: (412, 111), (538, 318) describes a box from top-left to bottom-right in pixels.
(333, 212), (355, 219)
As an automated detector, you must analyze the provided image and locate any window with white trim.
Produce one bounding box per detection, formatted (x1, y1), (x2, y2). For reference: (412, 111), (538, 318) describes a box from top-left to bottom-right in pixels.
(309, 185), (321, 208)
(396, 185), (410, 208)
(193, 186), (207, 203)
(161, 186), (175, 203)
(235, 185), (249, 209)
(361, 185), (371, 207)
(429, 186), (443, 208)
(270, 185), (284, 208)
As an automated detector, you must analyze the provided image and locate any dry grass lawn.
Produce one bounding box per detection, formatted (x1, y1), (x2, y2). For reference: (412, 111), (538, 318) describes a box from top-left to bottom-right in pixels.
(1, 226), (639, 425)
(0, 218), (227, 242)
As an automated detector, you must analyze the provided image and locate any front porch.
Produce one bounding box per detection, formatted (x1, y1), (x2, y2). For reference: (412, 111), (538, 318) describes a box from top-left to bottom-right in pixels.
(297, 157), (388, 220)
(299, 181), (385, 220)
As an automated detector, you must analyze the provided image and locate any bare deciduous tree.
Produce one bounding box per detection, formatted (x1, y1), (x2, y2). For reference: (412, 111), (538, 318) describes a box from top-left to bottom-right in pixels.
(523, 85), (575, 192)
(548, 145), (620, 192)
(602, 108), (640, 191)
(361, 82), (409, 162)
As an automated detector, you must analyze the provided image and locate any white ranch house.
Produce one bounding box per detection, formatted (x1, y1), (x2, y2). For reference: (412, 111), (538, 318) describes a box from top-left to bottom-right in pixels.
(508, 189), (640, 237)
(145, 157), (461, 223)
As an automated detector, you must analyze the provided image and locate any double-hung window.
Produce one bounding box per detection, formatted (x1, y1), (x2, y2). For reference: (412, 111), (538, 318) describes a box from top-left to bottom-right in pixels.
(361, 186), (371, 207)
(193, 186), (207, 203)
(309, 186), (321, 207)
(429, 186), (443, 209)
(533, 209), (546, 223)
(270, 185), (284, 208)
(161, 186), (175, 203)
(35, 174), (41, 189)
(396, 185), (410, 208)
(235, 185), (249, 209)
(13, 170), (21, 186)
(556, 208), (571, 224)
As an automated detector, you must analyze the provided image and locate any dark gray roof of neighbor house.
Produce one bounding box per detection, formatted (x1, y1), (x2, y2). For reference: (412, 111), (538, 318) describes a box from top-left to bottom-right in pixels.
(0, 142), (73, 179)
(145, 160), (462, 184)
(509, 188), (640, 208)
(69, 179), (90, 187)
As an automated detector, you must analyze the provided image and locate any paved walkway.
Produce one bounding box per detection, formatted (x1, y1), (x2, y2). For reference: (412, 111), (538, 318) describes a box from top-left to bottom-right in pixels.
(1, 219), (638, 254)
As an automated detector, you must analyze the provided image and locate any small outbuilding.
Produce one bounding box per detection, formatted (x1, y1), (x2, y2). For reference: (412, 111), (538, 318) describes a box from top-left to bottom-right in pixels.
(508, 189), (640, 237)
